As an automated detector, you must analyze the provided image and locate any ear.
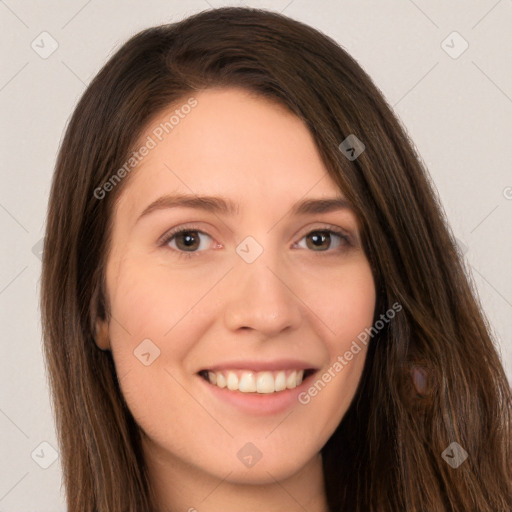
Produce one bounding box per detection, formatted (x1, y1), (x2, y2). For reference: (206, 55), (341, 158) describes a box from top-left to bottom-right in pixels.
(90, 276), (111, 351)
(94, 317), (110, 351)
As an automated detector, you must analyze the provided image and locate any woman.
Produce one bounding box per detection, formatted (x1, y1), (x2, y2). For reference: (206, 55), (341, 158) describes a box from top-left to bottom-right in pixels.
(40, 6), (512, 511)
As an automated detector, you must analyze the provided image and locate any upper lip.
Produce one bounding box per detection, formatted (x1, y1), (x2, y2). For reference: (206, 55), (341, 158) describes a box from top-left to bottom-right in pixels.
(199, 359), (319, 373)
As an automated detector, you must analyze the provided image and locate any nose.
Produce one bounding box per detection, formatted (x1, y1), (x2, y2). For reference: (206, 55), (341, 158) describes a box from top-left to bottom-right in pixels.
(222, 248), (303, 337)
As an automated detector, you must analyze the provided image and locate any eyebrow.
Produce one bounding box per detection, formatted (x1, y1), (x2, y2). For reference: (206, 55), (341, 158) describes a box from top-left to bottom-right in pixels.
(136, 193), (353, 222)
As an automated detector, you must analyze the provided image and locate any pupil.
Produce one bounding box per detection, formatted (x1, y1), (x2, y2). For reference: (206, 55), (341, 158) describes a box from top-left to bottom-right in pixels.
(310, 231), (329, 250)
(181, 232), (198, 249)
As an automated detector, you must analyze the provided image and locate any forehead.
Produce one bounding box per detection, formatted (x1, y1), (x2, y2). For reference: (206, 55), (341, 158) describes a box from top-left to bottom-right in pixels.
(115, 87), (344, 218)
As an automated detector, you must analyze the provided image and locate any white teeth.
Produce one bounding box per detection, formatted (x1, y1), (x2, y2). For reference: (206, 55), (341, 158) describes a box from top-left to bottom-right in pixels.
(226, 371), (239, 391)
(256, 372), (275, 394)
(238, 372), (257, 392)
(216, 372), (227, 388)
(286, 370), (297, 389)
(275, 371), (287, 391)
(204, 369), (307, 393)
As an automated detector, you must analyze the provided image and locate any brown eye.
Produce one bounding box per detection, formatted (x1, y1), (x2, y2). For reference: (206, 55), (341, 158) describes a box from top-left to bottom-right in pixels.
(300, 230), (348, 252)
(305, 231), (331, 251)
(164, 229), (212, 253)
(175, 231), (201, 251)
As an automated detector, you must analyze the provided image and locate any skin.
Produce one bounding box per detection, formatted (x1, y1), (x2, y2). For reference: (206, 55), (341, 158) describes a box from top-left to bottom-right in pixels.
(95, 87), (376, 512)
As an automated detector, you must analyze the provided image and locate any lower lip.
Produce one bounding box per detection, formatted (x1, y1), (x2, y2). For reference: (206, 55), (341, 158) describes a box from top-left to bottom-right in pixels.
(197, 373), (315, 416)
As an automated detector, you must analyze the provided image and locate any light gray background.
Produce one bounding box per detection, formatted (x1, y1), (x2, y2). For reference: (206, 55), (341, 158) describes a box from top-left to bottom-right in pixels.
(1, 1), (511, 510)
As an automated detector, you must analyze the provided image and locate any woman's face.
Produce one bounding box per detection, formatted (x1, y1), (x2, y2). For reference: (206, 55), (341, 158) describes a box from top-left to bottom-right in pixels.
(96, 87), (376, 485)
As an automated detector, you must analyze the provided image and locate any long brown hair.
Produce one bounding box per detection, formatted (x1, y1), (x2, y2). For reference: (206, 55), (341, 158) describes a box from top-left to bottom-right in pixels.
(41, 7), (512, 511)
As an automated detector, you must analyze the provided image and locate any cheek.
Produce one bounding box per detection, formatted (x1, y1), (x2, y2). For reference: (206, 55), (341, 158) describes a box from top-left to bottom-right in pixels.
(104, 258), (210, 437)
(295, 267), (375, 440)
(288, 258), (375, 423)
(301, 257), (376, 348)
(104, 256), (226, 418)
(305, 259), (376, 396)
(106, 256), (214, 359)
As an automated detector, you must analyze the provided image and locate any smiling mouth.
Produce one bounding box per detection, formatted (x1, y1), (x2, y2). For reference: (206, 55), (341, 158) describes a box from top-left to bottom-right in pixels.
(198, 368), (317, 394)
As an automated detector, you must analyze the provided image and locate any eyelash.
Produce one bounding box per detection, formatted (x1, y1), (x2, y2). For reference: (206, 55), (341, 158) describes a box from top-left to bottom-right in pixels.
(159, 224), (352, 261)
